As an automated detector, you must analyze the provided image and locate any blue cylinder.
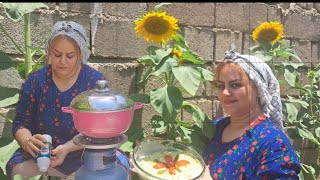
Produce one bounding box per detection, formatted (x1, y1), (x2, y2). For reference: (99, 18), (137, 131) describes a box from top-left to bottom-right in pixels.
(75, 164), (129, 180)
(75, 149), (129, 180)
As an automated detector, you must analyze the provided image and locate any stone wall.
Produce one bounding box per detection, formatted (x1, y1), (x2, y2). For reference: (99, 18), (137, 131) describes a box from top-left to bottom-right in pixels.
(0, 1), (320, 151)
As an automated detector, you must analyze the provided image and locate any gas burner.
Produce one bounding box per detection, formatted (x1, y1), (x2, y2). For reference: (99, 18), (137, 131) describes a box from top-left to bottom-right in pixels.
(84, 135), (122, 144)
(73, 134), (128, 149)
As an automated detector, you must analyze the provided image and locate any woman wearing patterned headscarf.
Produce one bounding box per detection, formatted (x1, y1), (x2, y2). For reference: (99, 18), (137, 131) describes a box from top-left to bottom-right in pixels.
(201, 45), (301, 179)
(6, 21), (129, 179)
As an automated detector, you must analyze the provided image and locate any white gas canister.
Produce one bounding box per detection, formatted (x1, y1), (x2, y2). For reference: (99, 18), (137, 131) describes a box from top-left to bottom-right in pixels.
(37, 134), (52, 172)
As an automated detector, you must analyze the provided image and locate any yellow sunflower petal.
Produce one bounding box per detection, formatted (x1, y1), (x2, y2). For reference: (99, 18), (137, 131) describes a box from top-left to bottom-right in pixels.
(252, 21), (284, 45)
(134, 11), (179, 44)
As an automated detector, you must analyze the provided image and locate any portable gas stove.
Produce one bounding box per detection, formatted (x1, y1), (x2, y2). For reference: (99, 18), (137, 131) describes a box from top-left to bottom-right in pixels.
(73, 134), (129, 180)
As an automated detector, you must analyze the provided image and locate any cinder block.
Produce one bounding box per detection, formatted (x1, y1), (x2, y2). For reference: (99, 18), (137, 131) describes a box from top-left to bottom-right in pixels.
(43, 3), (58, 9)
(183, 26), (214, 62)
(148, 3), (215, 27)
(291, 40), (312, 65)
(93, 20), (147, 58)
(267, 5), (281, 22)
(0, 67), (23, 89)
(278, 3), (291, 9)
(243, 32), (256, 55)
(0, 11), (91, 55)
(214, 29), (243, 62)
(282, 12), (320, 40)
(296, 3), (314, 10)
(101, 3), (147, 19)
(57, 3), (92, 13)
(314, 3), (320, 12)
(311, 42), (320, 67)
(216, 3), (268, 32)
(88, 62), (138, 95)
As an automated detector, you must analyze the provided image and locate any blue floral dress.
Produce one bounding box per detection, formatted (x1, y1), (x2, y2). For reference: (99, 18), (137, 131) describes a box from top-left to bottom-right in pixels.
(203, 115), (301, 179)
(6, 64), (130, 176)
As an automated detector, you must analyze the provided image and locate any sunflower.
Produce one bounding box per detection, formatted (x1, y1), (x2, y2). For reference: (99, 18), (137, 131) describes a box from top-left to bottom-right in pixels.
(252, 22), (284, 45)
(134, 11), (179, 44)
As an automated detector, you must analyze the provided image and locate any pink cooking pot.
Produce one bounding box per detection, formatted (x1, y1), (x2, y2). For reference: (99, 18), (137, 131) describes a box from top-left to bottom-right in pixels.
(61, 80), (144, 138)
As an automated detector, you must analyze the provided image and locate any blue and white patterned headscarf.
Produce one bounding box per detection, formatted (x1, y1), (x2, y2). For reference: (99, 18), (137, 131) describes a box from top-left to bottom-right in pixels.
(224, 44), (283, 128)
(47, 21), (90, 64)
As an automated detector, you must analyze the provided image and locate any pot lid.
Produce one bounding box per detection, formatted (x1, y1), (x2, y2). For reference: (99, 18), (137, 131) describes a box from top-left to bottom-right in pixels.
(70, 80), (134, 111)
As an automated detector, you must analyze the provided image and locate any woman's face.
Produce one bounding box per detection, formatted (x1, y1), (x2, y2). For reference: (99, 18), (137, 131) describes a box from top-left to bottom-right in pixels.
(216, 63), (259, 117)
(48, 36), (81, 78)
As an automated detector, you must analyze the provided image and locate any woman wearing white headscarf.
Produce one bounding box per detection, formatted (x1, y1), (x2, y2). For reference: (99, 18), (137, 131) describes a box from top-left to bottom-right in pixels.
(6, 21), (129, 179)
(201, 45), (300, 179)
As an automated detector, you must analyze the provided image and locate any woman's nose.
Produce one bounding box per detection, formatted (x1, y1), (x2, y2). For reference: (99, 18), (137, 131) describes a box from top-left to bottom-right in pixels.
(59, 56), (67, 64)
(222, 87), (231, 96)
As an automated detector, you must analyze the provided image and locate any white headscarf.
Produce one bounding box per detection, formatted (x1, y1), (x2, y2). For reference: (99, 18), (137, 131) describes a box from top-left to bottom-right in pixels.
(47, 21), (90, 64)
(224, 45), (283, 128)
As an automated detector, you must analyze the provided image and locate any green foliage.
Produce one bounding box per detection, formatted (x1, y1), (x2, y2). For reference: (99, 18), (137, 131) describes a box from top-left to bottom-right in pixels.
(250, 25), (320, 179)
(0, 3), (48, 179)
(132, 28), (215, 153)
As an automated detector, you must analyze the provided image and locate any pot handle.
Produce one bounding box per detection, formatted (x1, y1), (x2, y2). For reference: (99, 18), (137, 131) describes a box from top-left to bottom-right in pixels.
(134, 102), (144, 110)
(61, 107), (75, 114)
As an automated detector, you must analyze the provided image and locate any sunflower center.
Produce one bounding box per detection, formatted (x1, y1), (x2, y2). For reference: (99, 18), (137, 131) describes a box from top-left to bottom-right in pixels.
(258, 29), (278, 42)
(144, 16), (169, 35)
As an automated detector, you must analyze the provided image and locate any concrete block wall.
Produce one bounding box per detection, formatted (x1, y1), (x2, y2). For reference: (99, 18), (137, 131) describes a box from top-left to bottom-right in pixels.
(0, 1), (320, 161)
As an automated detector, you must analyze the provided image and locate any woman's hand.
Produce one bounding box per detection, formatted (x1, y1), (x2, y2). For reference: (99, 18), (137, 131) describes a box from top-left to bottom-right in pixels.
(50, 144), (69, 167)
(22, 134), (47, 158)
(50, 139), (83, 167)
(201, 165), (213, 180)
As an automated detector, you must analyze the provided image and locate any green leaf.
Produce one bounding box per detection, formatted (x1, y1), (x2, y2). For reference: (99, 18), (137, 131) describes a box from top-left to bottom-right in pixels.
(182, 101), (206, 128)
(128, 93), (150, 104)
(151, 115), (167, 135)
(297, 128), (320, 145)
(257, 39), (272, 51)
(152, 48), (172, 65)
(3, 3), (48, 22)
(172, 66), (201, 96)
(198, 67), (214, 82)
(153, 57), (177, 76)
(301, 163), (316, 180)
(315, 127), (320, 139)
(0, 50), (16, 71)
(180, 51), (204, 65)
(176, 119), (192, 128)
(150, 85), (183, 121)
(120, 128), (144, 152)
(13, 174), (41, 180)
(282, 50), (301, 62)
(173, 33), (189, 49)
(287, 96), (309, 109)
(282, 62), (304, 69)
(0, 140), (19, 175)
(253, 51), (273, 62)
(284, 66), (298, 87)
(284, 103), (298, 123)
(0, 92), (19, 108)
(137, 55), (156, 65)
(249, 45), (263, 52)
(137, 66), (154, 91)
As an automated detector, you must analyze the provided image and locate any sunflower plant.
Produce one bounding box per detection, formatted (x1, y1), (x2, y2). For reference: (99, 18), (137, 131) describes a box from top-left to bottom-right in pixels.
(250, 21), (320, 179)
(126, 3), (215, 153)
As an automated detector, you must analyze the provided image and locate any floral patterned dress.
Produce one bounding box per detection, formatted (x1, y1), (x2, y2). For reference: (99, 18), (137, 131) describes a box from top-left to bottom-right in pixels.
(203, 115), (301, 180)
(6, 64), (130, 176)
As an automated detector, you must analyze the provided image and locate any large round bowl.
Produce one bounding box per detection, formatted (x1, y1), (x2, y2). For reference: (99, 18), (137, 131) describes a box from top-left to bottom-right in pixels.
(132, 138), (205, 180)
